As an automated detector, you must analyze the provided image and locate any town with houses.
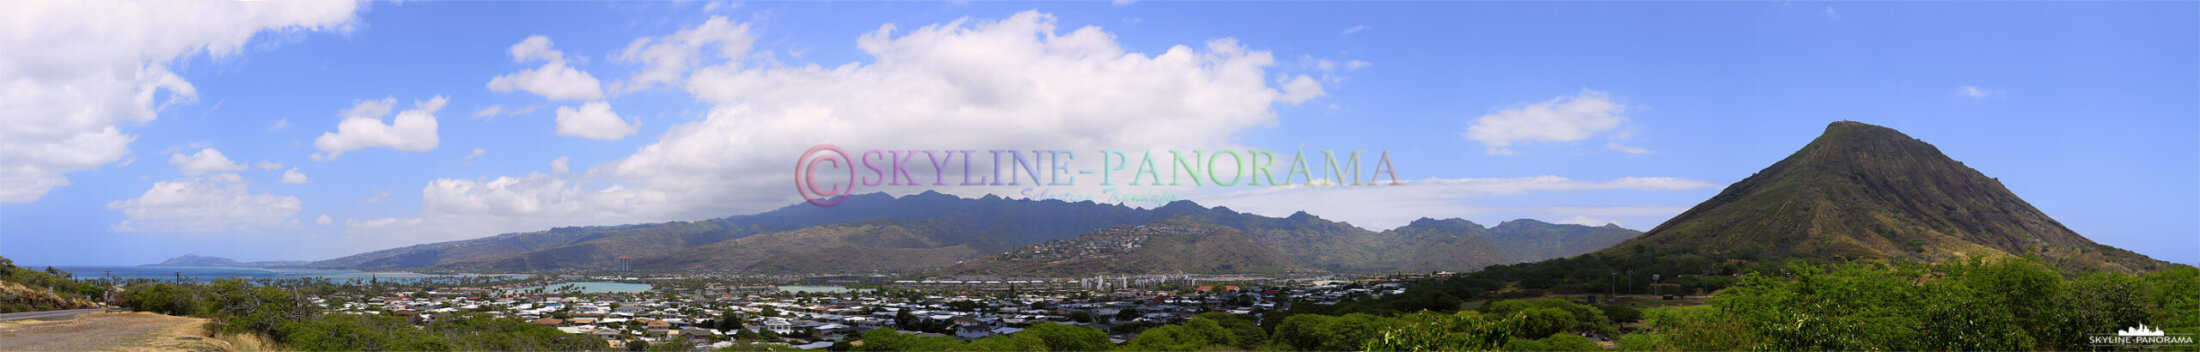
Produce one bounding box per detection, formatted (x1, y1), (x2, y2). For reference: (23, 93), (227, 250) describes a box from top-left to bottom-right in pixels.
(316, 274), (1419, 350)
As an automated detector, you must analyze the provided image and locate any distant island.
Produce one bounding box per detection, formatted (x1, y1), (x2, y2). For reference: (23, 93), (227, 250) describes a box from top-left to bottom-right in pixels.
(141, 254), (308, 268)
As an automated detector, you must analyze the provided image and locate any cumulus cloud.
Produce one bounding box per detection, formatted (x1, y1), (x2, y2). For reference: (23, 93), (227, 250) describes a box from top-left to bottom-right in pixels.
(255, 161), (283, 171)
(107, 172), (302, 233)
(554, 101), (640, 141)
(312, 96), (446, 160)
(400, 11), (1327, 240)
(487, 36), (605, 101)
(612, 16), (755, 93)
(0, 1), (357, 203)
(1464, 90), (1630, 155)
(169, 148), (246, 175)
(280, 167), (310, 184)
(1279, 75), (1325, 104)
(550, 156), (571, 174)
(315, 214), (333, 225)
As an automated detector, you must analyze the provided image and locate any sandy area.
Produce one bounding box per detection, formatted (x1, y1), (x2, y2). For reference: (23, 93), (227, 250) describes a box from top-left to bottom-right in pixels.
(0, 312), (234, 351)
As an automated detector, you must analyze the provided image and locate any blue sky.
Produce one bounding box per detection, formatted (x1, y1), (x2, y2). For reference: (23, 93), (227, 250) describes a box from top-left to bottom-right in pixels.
(0, 1), (2192, 266)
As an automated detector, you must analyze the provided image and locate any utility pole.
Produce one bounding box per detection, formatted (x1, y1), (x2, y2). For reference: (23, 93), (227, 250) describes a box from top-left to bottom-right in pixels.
(1626, 270), (1633, 296)
(1608, 272), (1616, 299)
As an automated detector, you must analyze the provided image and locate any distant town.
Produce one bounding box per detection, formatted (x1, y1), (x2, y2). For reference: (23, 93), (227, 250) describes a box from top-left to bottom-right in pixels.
(305, 271), (1427, 350)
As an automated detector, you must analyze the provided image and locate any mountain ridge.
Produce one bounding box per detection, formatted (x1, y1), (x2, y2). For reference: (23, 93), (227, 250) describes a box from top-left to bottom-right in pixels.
(1607, 121), (2172, 273)
(312, 192), (1641, 274)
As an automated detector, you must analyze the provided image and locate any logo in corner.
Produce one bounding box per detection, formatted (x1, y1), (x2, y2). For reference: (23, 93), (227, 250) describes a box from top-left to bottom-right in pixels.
(2119, 324), (2167, 337)
(2092, 324), (2193, 347)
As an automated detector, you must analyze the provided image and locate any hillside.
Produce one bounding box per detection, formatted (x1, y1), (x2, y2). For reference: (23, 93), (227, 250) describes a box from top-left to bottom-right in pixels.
(0, 257), (104, 312)
(634, 219), (997, 273)
(944, 220), (1299, 276)
(1482, 219), (1640, 263)
(1609, 121), (2173, 273)
(313, 191), (1645, 274)
(312, 191), (1159, 271)
(143, 254), (240, 267)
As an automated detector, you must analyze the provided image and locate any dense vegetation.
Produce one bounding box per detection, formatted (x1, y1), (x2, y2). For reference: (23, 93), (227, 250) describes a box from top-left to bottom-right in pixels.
(117, 278), (606, 351)
(1618, 258), (2198, 351)
(0, 256), (106, 312)
(1119, 256), (2198, 352)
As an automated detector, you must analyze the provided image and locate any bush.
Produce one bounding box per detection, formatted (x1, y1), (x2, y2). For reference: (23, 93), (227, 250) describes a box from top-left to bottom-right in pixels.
(1642, 305), (1760, 351)
(1600, 305), (1642, 323)
(853, 328), (967, 351)
(1273, 313), (1393, 351)
(1014, 323), (1111, 351)
(1503, 334), (1601, 351)
(1193, 313), (1265, 349)
(1613, 333), (1671, 351)
(1362, 310), (1515, 351)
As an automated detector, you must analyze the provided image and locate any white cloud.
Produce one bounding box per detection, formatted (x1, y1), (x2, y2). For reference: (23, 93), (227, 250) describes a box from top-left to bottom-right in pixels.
(1464, 89), (1629, 155)
(554, 101), (640, 141)
(1340, 25), (1367, 36)
(612, 16), (755, 93)
(463, 148), (487, 165)
(550, 156), (571, 174)
(405, 11), (1324, 240)
(1606, 142), (1653, 154)
(107, 173), (302, 233)
(1556, 215), (1615, 226)
(470, 104), (541, 120)
(487, 36), (605, 101)
(280, 167), (310, 184)
(255, 161), (283, 171)
(507, 35), (562, 63)
(168, 148), (246, 175)
(311, 96), (446, 160)
(488, 64), (603, 101)
(361, 190), (389, 204)
(0, 1), (357, 203)
(1821, 6), (1841, 20)
(315, 214), (333, 225)
(1279, 75), (1325, 104)
(1954, 85), (2003, 99)
(346, 217), (422, 230)
(266, 118), (290, 131)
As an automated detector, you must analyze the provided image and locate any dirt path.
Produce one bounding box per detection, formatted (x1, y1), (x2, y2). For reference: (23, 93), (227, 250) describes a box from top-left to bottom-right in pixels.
(0, 312), (234, 351)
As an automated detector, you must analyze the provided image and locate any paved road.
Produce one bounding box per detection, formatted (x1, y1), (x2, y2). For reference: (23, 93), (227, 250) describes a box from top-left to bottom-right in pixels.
(0, 308), (120, 322)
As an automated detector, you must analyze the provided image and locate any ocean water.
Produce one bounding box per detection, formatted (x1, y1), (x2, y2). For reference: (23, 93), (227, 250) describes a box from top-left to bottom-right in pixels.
(46, 266), (514, 283)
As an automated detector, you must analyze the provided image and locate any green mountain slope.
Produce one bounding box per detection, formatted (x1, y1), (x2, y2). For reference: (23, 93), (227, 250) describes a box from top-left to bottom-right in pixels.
(1483, 219), (1641, 263)
(1611, 121), (2172, 273)
(944, 220), (1299, 276)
